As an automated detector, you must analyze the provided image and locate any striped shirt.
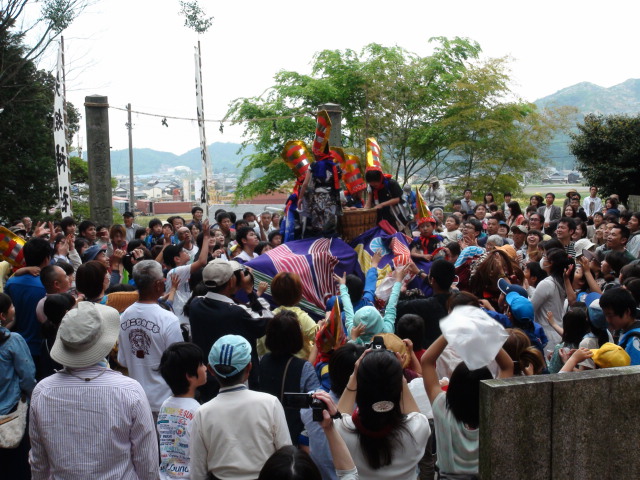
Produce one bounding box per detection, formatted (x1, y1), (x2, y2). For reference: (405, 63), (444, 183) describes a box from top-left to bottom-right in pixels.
(29, 366), (159, 480)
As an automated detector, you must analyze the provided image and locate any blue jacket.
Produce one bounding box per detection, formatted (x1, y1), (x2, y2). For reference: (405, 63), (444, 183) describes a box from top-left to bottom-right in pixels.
(0, 327), (36, 414)
(5, 274), (46, 356)
(618, 326), (640, 366)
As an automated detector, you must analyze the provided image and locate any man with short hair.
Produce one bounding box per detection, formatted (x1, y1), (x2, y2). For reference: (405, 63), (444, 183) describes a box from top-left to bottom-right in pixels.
(451, 199), (462, 213)
(190, 335), (291, 480)
(187, 206), (204, 231)
(555, 217), (577, 257)
(163, 221), (210, 326)
(5, 238), (49, 373)
(235, 226), (259, 263)
(537, 193), (561, 229)
(78, 220), (97, 245)
(528, 213), (551, 240)
(177, 226), (199, 263)
(604, 224), (635, 262)
(119, 260), (184, 417)
(399, 260), (456, 348)
(216, 212), (235, 247)
(35, 265), (71, 324)
(123, 211), (142, 242)
(29, 302), (159, 479)
(460, 189), (476, 214)
(254, 211), (275, 241)
(188, 259), (270, 401)
(511, 225), (528, 252)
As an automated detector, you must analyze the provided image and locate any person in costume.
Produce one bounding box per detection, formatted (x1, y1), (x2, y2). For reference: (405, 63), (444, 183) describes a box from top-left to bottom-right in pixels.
(363, 138), (408, 232)
(332, 148), (366, 211)
(299, 111), (343, 237)
(410, 189), (444, 263)
(280, 141), (314, 242)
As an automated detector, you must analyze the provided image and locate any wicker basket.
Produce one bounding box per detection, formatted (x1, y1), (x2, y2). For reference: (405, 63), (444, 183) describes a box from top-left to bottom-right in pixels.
(339, 208), (378, 243)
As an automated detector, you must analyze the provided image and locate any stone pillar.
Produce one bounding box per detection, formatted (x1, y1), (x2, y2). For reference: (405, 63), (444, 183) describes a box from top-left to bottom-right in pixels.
(84, 95), (113, 225)
(319, 103), (342, 147)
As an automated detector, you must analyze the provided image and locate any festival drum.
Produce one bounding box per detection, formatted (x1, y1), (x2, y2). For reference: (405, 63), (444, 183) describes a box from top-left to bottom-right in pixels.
(0, 226), (26, 267)
(339, 208), (378, 243)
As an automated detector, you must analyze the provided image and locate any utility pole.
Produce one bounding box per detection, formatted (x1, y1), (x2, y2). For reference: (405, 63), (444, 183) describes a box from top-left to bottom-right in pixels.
(126, 103), (134, 213)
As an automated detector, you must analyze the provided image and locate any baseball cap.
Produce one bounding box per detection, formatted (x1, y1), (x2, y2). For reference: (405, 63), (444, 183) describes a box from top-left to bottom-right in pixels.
(202, 258), (234, 287)
(497, 278), (529, 298)
(505, 291), (534, 322)
(585, 294), (607, 330)
(590, 343), (631, 368)
(582, 248), (596, 262)
(228, 260), (245, 273)
(9, 225), (27, 235)
(511, 225), (528, 234)
(208, 334), (252, 377)
(574, 238), (596, 258)
(81, 244), (107, 263)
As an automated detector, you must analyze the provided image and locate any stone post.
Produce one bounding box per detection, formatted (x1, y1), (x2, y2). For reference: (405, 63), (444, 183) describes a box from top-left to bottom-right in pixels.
(84, 95), (113, 225)
(319, 103), (342, 147)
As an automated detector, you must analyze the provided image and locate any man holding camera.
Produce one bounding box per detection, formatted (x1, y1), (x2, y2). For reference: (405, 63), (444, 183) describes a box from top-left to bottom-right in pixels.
(190, 335), (291, 480)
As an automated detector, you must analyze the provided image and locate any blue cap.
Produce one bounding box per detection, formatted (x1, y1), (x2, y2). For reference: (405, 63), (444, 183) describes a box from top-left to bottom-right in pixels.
(208, 335), (252, 378)
(497, 278), (529, 298)
(82, 244), (107, 263)
(585, 293), (607, 330)
(505, 292), (534, 321)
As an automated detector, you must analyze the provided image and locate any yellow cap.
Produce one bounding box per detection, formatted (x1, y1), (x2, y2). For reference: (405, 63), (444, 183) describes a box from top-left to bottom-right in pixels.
(590, 343), (631, 368)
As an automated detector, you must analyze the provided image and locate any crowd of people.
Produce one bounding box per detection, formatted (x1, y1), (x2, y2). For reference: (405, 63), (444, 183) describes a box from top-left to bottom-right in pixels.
(1, 179), (640, 480)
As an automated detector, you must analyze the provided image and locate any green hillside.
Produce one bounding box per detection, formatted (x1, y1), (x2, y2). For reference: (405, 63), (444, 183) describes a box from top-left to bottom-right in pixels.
(108, 143), (253, 176)
(534, 79), (640, 170)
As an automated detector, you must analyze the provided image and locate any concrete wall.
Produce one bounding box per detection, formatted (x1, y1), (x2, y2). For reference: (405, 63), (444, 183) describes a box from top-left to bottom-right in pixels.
(480, 367), (640, 479)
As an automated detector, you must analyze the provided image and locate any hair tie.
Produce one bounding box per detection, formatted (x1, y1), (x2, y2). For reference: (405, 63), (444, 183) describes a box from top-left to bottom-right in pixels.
(352, 408), (394, 439)
(372, 401), (394, 413)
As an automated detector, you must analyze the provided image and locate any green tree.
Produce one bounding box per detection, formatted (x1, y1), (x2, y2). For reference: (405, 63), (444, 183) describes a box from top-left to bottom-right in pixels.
(441, 58), (573, 198)
(0, 22), (80, 221)
(570, 114), (640, 206)
(226, 38), (568, 201)
(226, 38), (483, 200)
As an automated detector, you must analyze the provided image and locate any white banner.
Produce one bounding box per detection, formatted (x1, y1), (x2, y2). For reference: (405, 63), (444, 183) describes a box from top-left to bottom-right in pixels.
(53, 43), (72, 216)
(194, 44), (210, 216)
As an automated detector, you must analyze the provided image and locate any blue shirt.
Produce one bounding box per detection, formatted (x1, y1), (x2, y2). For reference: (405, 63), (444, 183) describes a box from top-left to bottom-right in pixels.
(5, 274), (46, 356)
(0, 327), (36, 414)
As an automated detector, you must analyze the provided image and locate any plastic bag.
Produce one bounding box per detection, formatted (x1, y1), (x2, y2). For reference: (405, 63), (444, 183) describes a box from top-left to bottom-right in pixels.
(440, 305), (508, 370)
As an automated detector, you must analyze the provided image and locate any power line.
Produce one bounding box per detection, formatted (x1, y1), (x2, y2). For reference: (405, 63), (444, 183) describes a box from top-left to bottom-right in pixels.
(108, 105), (309, 124)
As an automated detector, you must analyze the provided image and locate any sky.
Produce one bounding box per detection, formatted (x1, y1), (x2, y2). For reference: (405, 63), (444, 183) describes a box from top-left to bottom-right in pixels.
(32, 0), (640, 156)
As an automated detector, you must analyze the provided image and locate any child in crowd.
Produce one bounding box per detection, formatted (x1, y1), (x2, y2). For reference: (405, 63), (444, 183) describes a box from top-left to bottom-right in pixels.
(157, 342), (207, 480)
(411, 214), (444, 263)
(335, 265), (407, 345)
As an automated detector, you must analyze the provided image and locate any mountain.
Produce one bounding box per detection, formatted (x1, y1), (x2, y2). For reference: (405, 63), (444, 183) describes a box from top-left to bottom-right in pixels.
(103, 80), (640, 176)
(107, 142), (253, 176)
(534, 79), (640, 170)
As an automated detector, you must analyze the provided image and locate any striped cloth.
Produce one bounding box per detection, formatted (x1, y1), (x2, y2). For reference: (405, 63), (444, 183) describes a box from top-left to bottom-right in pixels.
(29, 366), (159, 480)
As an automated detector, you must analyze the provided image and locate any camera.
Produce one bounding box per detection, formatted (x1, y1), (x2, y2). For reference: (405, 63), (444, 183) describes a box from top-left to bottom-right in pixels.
(365, 335), (387, 351)
(282, 393), (327, 422)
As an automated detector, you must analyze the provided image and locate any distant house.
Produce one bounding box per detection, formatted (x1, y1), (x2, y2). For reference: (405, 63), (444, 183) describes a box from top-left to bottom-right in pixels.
(542, 172), (567, 184)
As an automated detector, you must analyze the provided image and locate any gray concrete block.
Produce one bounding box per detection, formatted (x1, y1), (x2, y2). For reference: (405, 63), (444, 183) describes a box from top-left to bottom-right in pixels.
(551, 366), (640, 480)
(480, 375), (553, 480)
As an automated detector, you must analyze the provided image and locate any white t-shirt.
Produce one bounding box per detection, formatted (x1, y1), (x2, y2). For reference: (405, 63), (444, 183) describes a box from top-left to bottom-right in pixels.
(165, 265), (192, 325)
(183, 244), (199, 264)
(158, 396), (201, 480)
(118, 302), (184, 411)
(431, 391), (479, 476)
(237, 250), (258, 263)
(334, 412), (429, 479)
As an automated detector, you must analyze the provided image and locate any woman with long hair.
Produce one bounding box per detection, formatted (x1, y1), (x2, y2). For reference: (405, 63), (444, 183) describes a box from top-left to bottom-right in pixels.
(531, 248), (574, 351)
(421, 333), (513, 477)
(335, 349), (429, 478)
(547, 308), (590, 373)
(518, 229), (544, 268)
(483, 192), (495, 206)
(507, 201), (524, 227)
(529, 194), (544, 208)
(469, 249), (524, 311)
